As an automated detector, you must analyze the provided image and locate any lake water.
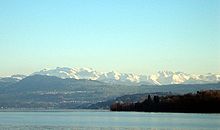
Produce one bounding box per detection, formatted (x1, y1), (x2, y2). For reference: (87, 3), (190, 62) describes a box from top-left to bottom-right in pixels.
(0, 110), (219, 130)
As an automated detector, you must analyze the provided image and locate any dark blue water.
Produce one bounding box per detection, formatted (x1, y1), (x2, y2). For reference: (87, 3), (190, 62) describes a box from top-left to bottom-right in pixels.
(0, 111), (219, 130)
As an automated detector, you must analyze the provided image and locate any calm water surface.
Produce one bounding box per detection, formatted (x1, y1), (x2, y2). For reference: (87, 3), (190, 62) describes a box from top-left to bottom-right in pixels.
(0, 110), (219, 130)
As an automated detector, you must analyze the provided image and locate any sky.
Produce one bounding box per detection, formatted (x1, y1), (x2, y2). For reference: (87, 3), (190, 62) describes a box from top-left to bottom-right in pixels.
(0, 0), (220, 76)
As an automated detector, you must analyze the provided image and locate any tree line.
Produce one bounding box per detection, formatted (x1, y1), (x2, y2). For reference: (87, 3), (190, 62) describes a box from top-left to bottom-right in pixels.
(110, 90), (220, 113)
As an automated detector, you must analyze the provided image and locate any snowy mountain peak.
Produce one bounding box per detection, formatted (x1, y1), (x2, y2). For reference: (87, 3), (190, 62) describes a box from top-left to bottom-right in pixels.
(29, 67), (220, 85)
(1, 67), (214, 85)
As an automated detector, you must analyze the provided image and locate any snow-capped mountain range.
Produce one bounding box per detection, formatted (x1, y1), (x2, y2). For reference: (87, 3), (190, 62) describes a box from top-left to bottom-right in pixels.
(32, 67), (220, 85)
(1, 67), (220, 85)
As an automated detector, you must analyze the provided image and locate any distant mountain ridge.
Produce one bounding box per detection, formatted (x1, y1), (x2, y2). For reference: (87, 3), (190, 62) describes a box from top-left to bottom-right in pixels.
(0, 74), (220, 109)
(32, 67), (220, 85)
(1, 67), (220, 85)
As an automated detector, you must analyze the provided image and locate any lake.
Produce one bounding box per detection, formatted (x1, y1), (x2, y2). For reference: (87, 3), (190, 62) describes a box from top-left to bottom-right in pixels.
(0, 110), (219, 130)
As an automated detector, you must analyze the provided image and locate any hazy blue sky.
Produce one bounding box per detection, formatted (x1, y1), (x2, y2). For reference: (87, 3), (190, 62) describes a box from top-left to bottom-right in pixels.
(0, 0), (220, 76)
